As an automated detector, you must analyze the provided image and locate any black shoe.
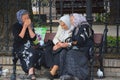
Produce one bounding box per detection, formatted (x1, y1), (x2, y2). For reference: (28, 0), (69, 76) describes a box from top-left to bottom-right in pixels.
(27, 74), (36, 80)
(54, 73), (60, 79)
(44, 71), (54, 80)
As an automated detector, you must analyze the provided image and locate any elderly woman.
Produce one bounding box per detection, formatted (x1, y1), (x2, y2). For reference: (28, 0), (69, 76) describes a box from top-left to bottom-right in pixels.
(60, 13), (94, 80)
(12, 9), (40, 80)
(45, 15), (72, 80)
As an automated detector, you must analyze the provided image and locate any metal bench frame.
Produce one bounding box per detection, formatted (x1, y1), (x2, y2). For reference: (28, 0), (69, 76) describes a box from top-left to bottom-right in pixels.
(10, 28), (107, 80)
(90, 28), (108, 80)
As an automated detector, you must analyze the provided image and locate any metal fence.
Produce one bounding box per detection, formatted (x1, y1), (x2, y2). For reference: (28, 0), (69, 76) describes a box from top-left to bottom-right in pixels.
(0, 0), (120, 54)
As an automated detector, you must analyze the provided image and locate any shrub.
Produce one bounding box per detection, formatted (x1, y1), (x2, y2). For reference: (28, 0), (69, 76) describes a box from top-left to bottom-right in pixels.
(107, 36), (120, 47)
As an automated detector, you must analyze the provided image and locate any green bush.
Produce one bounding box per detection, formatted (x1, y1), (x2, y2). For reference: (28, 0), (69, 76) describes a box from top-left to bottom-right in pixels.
(34, 23), (46, 28)
(95, 13), (110, 23)
(107, 36), (120, 47)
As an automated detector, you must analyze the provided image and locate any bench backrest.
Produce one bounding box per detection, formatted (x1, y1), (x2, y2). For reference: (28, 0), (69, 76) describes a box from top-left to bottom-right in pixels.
(94, 33), (103, 45)
(44, 33), (103, 45)
(44, 33), (56, 42)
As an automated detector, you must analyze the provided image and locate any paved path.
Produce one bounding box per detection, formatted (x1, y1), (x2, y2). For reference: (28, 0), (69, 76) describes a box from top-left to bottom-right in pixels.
(92, 25), (120, 36)
(0, 76), (120, 80)
(49, 25), (120, 36)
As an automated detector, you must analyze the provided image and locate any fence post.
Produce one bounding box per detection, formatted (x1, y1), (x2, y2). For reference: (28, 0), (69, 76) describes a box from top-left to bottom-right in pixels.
(60, 0), (63, 17)
(38, 0), (41, 26)
(86, 0), (93, 27)
(116, 0), (120, 53)
(86, 1), (94, 80)
(49, 0), (52, 33)
(4, 0), (9, 52)
(104, 0), (109, 53)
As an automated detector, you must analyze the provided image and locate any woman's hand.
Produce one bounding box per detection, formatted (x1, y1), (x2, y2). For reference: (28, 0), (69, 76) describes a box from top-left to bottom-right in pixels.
(72, 41), (77, 45)
(53, 42), (69, 51)
(58, 42), (69, 48)
(53, 44), (61, 51)
(53, 42), (62, 50)
(23, 19), (31, 29)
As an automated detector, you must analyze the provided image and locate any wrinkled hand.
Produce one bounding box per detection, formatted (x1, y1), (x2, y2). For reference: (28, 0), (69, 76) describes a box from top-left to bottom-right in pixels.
(72, 41), (77, 45)
(53, 45), (61, 51)
(53, 42), (69, 51)
(23, 19), (31, 28)
(58, 42), (69, 48)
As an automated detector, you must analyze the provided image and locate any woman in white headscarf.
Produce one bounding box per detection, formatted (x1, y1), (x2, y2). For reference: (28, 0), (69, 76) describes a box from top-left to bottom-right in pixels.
(60, 13), (94, 80)
(45, 15), (72, 80)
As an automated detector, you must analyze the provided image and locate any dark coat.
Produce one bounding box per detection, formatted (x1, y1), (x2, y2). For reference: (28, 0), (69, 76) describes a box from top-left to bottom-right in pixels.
(60, 24), (94, 80)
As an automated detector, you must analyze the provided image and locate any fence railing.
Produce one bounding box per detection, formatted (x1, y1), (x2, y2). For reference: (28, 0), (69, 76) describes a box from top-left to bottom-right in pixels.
(0, 0), (120, 54)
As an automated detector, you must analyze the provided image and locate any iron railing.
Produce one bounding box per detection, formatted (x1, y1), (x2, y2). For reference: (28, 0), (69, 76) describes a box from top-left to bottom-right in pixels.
(0, 0), (120, 54)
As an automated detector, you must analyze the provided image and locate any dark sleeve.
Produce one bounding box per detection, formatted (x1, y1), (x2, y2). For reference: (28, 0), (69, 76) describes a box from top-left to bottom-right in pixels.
(29, 28), (37, 41)
(12, 23), (24, 43)
(72, 25), (91, 47)
(30, 34), (37, 41)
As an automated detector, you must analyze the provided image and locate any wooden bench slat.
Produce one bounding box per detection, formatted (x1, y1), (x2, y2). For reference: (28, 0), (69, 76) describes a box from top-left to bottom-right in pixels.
(94, 33), (103, 45)
(44, 33), (56, 42)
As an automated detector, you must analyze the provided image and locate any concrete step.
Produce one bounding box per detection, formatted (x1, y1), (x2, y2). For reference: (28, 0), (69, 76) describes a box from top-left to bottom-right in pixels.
(1, 56), (120, 78)
(0, 75), (120, 80)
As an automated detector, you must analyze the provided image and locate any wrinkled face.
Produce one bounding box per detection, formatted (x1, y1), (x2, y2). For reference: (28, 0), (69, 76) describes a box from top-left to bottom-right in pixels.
(59, 21), (68, 30)
(70, 15), (74, 26)
(21, 14), (30, 23)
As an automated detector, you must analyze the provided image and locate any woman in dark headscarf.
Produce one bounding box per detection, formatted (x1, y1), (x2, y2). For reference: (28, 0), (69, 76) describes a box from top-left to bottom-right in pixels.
(60, 13), (94, 80)
(12, 9), (40, 80)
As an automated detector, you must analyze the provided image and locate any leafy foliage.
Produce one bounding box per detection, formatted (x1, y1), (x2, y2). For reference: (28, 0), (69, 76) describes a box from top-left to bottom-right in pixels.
(107, 36), (120, 47)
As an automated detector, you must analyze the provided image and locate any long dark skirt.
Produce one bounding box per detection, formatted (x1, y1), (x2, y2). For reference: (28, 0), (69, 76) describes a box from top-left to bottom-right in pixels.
(43, 41), (66, 68)
(43, 47), (63, 68)
(53, 48), (68, 67)
(17, 45), (41, 73)
(60, 49), (89, 80)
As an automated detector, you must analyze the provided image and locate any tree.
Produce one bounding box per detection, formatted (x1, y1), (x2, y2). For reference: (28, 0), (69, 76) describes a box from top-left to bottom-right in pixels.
(0, 0), (33, 40)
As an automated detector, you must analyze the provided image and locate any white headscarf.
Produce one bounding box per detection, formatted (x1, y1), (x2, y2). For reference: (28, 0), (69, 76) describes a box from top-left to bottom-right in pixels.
(71, 13), (88, 27)
(53, 15), (71, 43)
(59, 15), (71, 29)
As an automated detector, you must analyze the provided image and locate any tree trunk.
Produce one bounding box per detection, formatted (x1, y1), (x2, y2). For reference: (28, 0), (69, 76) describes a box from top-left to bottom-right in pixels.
(0, 0), (33, 40)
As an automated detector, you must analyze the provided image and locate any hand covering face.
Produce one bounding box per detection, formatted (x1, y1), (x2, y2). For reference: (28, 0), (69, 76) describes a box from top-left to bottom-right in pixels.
(16, 9), (29, 24)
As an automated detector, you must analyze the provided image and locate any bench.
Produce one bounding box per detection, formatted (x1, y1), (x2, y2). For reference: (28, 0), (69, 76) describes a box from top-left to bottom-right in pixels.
(90, 27), (108, 79)
(43, 32), (107, 80)
(10, 30), (107, 80)
(44, 33), (56, 42)
(10, 33), (56, 80)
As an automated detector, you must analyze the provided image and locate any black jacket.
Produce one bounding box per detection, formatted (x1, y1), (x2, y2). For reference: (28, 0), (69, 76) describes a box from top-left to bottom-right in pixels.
(12, 22), (36, 52)
(72, 24), (94, 48)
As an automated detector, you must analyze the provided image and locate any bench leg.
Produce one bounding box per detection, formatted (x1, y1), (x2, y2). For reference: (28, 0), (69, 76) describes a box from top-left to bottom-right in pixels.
(90, 61), (94, 80)
(10, 53), (18, 80)
(98, 55), (105, 78)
